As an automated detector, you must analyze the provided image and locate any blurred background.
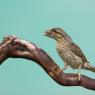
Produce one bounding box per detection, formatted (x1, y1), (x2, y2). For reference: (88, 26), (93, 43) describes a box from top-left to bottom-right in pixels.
(0, 0), (95, 95)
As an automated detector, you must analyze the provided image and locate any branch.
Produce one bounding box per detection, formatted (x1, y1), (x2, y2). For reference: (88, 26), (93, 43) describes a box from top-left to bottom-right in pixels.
(0, 35), (95, 91)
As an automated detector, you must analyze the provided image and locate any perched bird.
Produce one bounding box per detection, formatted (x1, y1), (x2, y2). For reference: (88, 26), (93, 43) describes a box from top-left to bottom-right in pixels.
(44, 28), (91, 80)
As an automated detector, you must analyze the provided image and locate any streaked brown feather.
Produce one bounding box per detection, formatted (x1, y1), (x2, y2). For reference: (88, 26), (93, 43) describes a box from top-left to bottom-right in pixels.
(69, 43), (88, 63)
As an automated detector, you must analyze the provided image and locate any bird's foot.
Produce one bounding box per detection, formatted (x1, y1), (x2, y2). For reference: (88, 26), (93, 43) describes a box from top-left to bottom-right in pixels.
(59, 67), (67, 72)
(60, 64), (68, 72)
(59, 68), (64, 72)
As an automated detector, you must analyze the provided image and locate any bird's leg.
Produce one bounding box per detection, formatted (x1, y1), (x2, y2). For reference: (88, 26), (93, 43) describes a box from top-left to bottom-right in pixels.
(60, 63), (68, 72)
(63, 63), (68, 70)
(77, 64), (82, 81)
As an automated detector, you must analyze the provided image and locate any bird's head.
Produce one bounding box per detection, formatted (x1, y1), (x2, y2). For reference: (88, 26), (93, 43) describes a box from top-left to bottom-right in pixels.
(44, 28), (72, 42)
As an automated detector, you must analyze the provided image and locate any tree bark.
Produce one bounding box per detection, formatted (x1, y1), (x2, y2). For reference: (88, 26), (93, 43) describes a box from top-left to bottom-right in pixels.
(0, 35), (95, 91)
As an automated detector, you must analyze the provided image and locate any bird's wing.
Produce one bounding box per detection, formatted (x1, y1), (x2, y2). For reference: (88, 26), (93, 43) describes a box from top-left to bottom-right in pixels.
(69, 43), (88, 63)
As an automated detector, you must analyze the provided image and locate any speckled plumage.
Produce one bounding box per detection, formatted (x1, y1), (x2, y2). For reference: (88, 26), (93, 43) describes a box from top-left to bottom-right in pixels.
(44, 28), (90, 75)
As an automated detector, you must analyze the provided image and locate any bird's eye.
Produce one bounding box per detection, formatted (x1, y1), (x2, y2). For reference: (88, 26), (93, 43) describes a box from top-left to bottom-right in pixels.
(51, 29), (56, 32)
(51, 31), (56, 35)
(48, 31), (55, 36)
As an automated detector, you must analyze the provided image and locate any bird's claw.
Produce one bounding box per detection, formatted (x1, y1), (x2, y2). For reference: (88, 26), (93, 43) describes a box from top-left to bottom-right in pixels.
(59, 68), (63, 72)
(59, 68), (66, 72)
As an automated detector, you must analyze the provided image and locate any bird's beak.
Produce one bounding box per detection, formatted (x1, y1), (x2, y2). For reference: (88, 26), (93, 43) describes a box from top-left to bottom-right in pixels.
(43, 32), (47, 36)
(43, 30), (50, 36)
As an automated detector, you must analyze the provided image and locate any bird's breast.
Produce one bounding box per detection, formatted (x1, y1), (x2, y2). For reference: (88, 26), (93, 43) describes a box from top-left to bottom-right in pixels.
(57, 45), (83, 69)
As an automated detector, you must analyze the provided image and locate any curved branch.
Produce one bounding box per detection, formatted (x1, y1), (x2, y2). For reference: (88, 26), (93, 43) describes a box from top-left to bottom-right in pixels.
(0, 35), (95, 91)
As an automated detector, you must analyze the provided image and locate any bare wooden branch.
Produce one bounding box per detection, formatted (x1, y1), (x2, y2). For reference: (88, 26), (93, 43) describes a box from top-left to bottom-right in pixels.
(0, 35), (95, 90)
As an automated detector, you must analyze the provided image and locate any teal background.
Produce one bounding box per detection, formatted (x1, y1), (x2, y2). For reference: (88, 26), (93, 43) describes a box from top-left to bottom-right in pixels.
(0, 0), (95, 95)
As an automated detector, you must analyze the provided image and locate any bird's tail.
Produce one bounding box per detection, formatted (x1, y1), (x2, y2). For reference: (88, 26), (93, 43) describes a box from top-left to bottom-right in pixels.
(82, 63), (95, 72)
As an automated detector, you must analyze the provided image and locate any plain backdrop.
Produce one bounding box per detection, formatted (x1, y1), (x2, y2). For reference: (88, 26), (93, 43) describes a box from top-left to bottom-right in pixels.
(0, 0), (95, 95)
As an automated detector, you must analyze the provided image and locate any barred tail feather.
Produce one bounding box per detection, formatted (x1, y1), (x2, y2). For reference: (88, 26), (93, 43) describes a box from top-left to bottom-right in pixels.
(82, 64), (95, 72)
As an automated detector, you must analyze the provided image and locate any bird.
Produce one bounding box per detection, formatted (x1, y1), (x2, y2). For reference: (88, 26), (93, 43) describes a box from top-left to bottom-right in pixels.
(44, 28), (91, 80)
